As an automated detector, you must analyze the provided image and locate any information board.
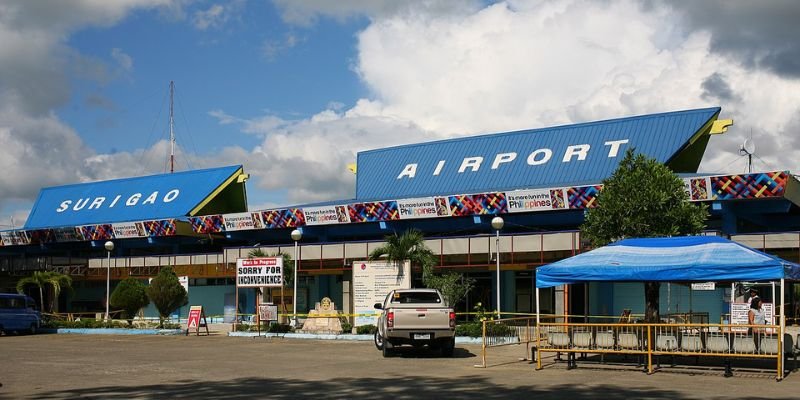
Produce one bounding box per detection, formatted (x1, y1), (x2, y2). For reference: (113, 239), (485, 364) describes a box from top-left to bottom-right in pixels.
(236, 257), (283, 288)
(730, 302), (775, 333)
(352, 260), (411, 327)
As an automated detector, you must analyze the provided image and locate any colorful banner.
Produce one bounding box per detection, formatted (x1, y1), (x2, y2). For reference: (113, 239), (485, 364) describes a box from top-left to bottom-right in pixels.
(685, 177), (712, 201)
(53, 227), (83, 242)
(448, 193), (507, 216)
(396, 197), (439, 220)
(80, 224), (113, 241)
(348, 201), (400, 223)
(143, 219), (177, 237)
(568, 185), (601, 209)
(27, 229), (56, 244)
(189, 215), (225, 234)
(1, 230), (30, 246)
(303, 205), (351, 225)
(223, 212), (263, 231)
(710, 172), (786, 200)
(507, 189), (568, 213)
(262, 208), (305, 229)
(112, 222), (147, 238)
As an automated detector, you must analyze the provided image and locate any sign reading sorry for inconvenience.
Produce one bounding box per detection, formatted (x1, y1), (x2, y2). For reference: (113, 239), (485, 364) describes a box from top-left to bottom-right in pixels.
(236, 257), (283, 288)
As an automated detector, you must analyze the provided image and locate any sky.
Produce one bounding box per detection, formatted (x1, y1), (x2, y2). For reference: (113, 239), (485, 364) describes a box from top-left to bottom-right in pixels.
(0, 0), (799, 228)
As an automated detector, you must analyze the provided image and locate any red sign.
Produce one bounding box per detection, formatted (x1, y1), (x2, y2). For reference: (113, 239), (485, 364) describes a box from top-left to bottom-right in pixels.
(187, 305), (202, 329)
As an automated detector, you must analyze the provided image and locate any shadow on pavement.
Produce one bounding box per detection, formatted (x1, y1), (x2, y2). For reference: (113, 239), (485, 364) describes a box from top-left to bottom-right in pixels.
(24, 375), (797, 400)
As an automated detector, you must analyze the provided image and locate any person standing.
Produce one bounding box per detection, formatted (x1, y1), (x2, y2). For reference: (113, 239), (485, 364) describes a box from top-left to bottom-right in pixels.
(747, 288), (759, 306)
(748, 297), (766, 338)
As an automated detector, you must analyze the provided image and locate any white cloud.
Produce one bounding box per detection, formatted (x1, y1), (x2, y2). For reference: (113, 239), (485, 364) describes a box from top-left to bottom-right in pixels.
(0, 0), (176, 223)
(192, 1), (244, 30)
(219, 0), (800, 209)
(111, 48), (133, 72)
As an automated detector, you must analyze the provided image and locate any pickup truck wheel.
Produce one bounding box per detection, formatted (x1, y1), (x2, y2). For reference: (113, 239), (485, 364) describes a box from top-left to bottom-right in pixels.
(382, 340), (393, 358)
(441, 338), (455, 357)
(374, 331), (384, 350)
(29, 323), (37, 335)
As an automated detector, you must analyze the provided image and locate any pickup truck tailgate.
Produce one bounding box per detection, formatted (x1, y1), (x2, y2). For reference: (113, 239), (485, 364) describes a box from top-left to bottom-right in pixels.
(391, 307), (450, 330)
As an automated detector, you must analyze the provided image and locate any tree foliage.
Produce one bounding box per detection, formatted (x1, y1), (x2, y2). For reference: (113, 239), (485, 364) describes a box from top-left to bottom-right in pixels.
(369, 229), (473, 306)
(146, 266), (188, 326)
(110, 278), (150, 325)
(581, 149), (708, 322)
(16, 271), (73, 313)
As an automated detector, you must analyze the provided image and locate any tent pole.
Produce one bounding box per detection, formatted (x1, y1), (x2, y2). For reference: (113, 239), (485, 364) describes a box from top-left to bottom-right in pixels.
(772, 281), (776, 303)
(780, 278), (786, 380)
(535, 287), (540, 325)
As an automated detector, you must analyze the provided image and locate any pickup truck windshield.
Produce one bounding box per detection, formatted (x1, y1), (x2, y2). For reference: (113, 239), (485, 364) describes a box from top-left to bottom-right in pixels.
(390, 292), (442, 304)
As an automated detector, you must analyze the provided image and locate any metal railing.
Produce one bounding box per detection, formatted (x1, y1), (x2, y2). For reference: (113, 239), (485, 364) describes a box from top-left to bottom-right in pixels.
(535, 322), (788, 379)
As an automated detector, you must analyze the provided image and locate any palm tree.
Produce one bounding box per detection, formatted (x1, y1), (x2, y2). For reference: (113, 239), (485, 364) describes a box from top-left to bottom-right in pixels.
(369, 229), (474, 306)
(368, 229), (436, 286)
(16, 271), (73, 313)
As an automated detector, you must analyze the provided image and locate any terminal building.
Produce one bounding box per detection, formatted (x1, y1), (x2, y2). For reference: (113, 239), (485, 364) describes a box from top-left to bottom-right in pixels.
(1, 107), (799, 323)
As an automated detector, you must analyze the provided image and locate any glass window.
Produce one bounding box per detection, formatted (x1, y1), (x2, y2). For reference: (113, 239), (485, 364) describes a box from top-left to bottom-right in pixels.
(390, 292), (442, 304)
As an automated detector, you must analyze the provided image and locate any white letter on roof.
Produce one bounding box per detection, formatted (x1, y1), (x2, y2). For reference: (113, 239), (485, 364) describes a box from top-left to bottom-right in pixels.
(56, 200), (72, 213)
(458, 157), (483, 173)
(433, 160), (445, 176)
(88, 197), (105, 210)
(73, 198), (89, 211)
(604, 139), (629, 157)
(527, 149), (552, 165)
(491, 153), (517, 169)
(562, 144), (590, 162)
(164, 189), (179, 203)
(142, 192), (158, 205)
(397, 164), (417, 179)
(126, 193), (142, 206)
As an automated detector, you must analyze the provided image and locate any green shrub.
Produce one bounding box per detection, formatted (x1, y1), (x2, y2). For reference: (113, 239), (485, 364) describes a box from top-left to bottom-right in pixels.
(146, 266), (188, 327)
(356, 324), (377, 335)
(110, 278), (149, 325)
(235, 324), (252, 332)
(340, 322), (352, 333)
(456, 322), (483, 337)
(268, 323), (292, 333)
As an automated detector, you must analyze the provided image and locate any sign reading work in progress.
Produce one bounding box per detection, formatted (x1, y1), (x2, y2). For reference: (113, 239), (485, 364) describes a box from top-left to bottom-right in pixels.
(236, 257), (283, 288)
(352, 261), (411, 327)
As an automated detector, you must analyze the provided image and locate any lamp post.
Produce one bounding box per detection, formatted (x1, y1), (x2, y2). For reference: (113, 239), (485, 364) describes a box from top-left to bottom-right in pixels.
(491, 216), (504, 318)
(104, 240), (114, 321)
(290, 229), (302, 327)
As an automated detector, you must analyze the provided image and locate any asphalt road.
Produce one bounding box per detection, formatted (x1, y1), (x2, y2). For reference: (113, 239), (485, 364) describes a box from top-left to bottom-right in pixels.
(1, 333), (798, 399)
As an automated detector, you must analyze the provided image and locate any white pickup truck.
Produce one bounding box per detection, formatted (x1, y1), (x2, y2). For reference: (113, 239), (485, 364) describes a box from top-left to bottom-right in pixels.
(373, 288), (456, 357)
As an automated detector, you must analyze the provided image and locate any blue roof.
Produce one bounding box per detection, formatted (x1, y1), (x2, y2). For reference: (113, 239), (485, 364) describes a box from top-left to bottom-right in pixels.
(24, 166), (243, 229)
(356, 107), (721, 199)
(536, 236), (800, 288)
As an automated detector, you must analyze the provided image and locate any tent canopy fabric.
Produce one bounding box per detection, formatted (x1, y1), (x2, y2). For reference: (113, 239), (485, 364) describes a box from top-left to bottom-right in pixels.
(536, 236), (800, 288)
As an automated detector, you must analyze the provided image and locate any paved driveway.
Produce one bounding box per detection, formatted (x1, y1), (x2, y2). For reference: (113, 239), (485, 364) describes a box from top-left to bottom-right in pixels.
(0, 334), (797, 399)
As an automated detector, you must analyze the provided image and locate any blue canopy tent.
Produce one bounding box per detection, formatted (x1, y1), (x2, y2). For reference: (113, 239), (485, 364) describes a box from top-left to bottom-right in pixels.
(536, 236), (800, 288)
(533, 235), (800, 374)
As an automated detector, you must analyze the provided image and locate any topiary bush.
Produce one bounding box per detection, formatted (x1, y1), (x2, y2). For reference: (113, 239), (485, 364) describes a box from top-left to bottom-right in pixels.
(146, 266), (188, 327)
(110, 278), (150, 325)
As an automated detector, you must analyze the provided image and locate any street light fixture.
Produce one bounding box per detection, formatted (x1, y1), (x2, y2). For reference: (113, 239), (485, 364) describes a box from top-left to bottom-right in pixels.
(290, 229), (302, 327)
(491, 216), (504, 318)
(104, 240), (114, 321)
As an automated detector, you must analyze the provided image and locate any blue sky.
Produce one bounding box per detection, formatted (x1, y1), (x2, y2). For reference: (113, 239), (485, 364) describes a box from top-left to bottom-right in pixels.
(0, 0), (799, 228)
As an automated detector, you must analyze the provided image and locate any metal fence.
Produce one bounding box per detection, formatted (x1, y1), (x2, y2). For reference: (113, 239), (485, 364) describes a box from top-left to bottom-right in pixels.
(535, 322), (791, 380)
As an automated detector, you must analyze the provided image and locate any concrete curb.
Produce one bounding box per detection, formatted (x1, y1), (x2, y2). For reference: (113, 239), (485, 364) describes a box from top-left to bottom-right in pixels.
(48, 328), (183, 335)
(227, 331), (485, 344)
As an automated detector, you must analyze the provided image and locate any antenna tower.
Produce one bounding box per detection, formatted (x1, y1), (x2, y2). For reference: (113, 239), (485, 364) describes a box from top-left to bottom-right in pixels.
(738, 134), (755, 174)
(169, 80), (175, 173)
